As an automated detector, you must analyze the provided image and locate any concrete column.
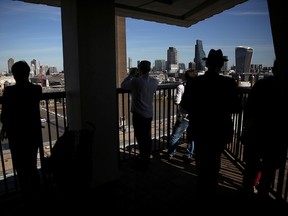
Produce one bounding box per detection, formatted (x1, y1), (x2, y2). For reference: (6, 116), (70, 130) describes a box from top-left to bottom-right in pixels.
(115, 16), (127, 87)
(267, 0), (288, 77)
(61, 0), (121, 187)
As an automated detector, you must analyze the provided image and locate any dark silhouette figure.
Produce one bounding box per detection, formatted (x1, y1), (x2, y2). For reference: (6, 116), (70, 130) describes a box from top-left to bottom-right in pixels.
(121, 60), (158, 170)
(241, 59), (288, 200)
(48, 122), (95, 192)
(181, 49), (242, 198)
(0, 60), (43, 200)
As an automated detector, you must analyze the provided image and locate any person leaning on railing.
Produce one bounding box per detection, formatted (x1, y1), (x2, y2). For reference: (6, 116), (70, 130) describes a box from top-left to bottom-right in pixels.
(166, 69), (197, 162)
(121, 61), (159, 171)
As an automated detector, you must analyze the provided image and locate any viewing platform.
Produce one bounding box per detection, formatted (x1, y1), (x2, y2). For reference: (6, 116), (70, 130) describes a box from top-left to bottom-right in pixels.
(1, 146), (288, 214)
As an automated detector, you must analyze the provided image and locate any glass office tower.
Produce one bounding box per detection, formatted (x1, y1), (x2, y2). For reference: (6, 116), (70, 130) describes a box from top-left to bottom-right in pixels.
(167, 47), (178, 72)
(194, 39), (206, 71)
(235, 46), (253, 74)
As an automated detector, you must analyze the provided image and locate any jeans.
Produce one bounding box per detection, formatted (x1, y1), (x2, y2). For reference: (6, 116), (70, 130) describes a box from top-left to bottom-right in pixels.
(167, 118), (194, 158)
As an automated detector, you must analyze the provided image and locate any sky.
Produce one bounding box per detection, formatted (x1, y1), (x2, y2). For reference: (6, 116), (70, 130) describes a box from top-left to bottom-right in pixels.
(0, 0), (274, 72)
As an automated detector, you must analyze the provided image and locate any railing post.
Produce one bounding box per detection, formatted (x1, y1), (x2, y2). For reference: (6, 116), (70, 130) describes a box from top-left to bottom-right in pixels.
(166, 88), (172, 146)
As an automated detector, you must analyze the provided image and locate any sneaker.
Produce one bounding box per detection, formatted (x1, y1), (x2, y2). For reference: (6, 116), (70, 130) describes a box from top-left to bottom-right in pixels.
(165, 153), (174, 161)
(253, 186), (258, 194)
(182, 155), (193, 163)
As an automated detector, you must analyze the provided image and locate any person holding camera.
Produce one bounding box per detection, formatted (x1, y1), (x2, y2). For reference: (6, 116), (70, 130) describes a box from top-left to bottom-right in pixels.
(121, 61), (158, 170)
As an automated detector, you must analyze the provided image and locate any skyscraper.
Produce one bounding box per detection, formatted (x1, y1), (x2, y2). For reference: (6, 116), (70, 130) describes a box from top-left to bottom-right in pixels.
(194, 39), (206, 71)
(154, 59), (166, 71)
(166, 47), (178, 72)
(235, 46), (253, 74)
(8, 58), (14, 74)
(222, 55), (228, 72)
(127, 57), (132, 71)
(31, 59), (37, 75)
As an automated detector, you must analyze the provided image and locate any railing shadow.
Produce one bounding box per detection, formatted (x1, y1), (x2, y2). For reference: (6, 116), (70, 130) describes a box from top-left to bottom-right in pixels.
(0, 85), (287, 205)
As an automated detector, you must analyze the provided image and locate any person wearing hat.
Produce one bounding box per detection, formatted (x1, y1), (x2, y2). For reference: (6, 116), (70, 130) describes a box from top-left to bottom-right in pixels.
(180, 49), (242, 199)
(121, 60), (158, 170)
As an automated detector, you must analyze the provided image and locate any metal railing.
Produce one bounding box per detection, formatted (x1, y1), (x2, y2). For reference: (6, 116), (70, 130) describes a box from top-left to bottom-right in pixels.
(0, 85), (287, 203)
(117, 84), (178, 161)
(0, 91), (66, 196)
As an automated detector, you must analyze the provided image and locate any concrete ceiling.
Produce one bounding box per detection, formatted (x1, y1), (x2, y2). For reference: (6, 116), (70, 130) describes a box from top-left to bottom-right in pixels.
(19, 0), (247, 27)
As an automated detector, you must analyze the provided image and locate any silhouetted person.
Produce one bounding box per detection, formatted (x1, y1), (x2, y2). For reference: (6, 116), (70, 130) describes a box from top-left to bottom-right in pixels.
(181, 49), (242, 198)
(121, 60), (158, 170)
(241, 59), (288, 200)
(0, 60), (43, 201)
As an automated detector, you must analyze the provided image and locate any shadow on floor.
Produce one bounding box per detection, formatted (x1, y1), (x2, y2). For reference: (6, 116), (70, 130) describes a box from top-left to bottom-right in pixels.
(2, 149), (288, 215)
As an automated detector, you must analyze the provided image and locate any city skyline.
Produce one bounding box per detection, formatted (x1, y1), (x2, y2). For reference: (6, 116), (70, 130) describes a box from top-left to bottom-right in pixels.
(0, 0), (274, 72)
